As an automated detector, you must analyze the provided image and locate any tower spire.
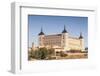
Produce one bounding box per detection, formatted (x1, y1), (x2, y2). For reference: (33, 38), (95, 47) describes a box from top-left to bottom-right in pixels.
(79, 32), (83, 39)
(38, 26), (45, 35)
(64, 25), (66, 30)
(41, 27), (43, 32)
(62, 25), (68, 33)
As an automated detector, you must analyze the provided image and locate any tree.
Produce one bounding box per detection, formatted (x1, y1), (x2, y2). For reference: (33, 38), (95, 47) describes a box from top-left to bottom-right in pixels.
(60, 51), (68, 57)
(85, 47), (88, 51)
(48, 48), (55, 56)
(31, 47), (48, 59)
(39, 48), (48, 59)
(30, 47), (55, 60)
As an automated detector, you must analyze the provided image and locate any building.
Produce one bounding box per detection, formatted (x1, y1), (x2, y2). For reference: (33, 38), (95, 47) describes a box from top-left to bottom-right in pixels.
(38, 25), (85, 52)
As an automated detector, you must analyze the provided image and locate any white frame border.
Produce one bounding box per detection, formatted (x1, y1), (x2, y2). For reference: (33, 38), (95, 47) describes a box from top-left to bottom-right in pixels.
(11, 2), (97, 74)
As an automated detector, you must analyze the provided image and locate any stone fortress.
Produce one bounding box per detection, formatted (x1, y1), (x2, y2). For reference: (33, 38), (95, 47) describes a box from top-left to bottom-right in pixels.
(38, 25), (85, 52)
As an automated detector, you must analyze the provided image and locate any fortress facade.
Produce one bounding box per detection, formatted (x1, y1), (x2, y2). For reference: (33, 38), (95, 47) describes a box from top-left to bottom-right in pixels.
(38, 26), (85, 52)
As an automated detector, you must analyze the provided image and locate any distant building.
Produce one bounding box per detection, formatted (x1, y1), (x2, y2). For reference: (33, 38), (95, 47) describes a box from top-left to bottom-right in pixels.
(38, 25), (85, 52)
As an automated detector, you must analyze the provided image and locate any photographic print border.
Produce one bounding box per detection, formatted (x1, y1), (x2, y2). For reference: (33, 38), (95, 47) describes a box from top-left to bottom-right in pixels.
(28, 15), (88, 61)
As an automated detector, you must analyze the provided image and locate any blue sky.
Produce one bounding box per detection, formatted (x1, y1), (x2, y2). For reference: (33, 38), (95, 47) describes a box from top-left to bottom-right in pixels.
(28, 15), (88, 48)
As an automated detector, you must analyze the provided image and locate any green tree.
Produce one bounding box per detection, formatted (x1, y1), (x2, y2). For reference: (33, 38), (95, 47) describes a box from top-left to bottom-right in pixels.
(39, 48), (48, 59)
(30, 47), (55, 60)
(48, 48), (55, 56)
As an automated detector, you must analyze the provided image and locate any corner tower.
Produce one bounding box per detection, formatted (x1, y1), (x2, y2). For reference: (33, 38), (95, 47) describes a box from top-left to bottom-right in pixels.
(61, 25), (69, 51)
(38, 27), (45, 47)
(79, 32), (84, 51)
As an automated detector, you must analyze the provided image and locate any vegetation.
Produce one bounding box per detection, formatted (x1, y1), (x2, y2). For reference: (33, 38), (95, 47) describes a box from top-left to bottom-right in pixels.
(28, 48), (88, 60)
(29, 47), (55, 60)
(69, 50), (81, 53)
(85, 47), (88, 50)
(60, 51), (68, 57)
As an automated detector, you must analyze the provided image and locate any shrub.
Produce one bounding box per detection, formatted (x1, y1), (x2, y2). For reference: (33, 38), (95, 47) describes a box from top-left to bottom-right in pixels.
(28, 47), (56, 60)
(60, 51), (68, 57)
